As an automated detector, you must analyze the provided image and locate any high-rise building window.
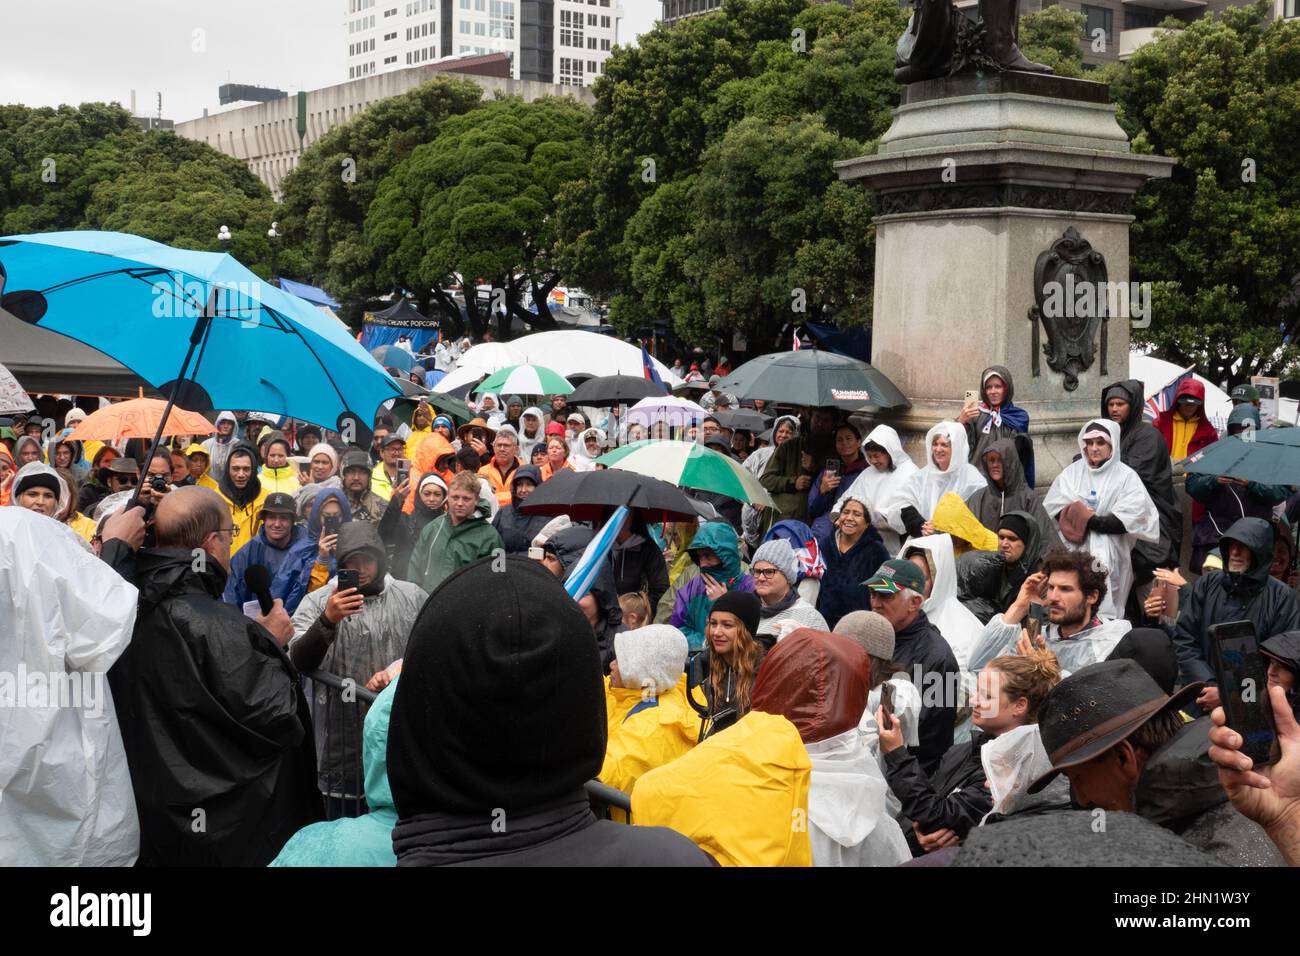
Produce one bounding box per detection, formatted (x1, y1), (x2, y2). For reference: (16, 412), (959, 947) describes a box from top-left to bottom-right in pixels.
(1285, 0), (1297, 17)
(1080, 4), (1112, 44)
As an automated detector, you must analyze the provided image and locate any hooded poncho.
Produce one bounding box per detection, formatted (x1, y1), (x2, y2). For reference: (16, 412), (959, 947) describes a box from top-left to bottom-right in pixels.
(885, 421), (985, 537)
(965, 435), (1051, 540)
(1043, 418), (1160, 620)
(898, 533), (985, 698)
(833, 424), (919, 555)
(964, 365), (1034, 487)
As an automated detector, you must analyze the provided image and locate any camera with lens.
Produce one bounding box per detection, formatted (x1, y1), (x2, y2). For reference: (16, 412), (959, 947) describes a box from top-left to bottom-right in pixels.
(149, 475), (169, 493)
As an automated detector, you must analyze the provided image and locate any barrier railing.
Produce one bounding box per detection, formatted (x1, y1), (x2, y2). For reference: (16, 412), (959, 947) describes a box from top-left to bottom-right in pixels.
(302, 669), (377, 821)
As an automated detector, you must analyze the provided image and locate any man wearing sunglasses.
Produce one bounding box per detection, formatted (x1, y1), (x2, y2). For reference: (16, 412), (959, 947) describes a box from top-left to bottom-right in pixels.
(104, 458), (141, 496)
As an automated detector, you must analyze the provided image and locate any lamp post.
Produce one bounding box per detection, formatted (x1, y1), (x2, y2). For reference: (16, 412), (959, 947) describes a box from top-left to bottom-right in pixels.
(267, 221), (279, 287)
(217, 224), (231, 244)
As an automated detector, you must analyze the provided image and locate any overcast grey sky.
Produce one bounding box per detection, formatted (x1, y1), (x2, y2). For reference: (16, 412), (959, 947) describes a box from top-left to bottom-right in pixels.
(0, 0), (663, 123)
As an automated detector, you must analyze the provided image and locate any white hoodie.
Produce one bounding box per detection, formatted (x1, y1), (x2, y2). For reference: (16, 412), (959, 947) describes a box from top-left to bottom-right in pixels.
(518, 406), (547, 460)
(834, 424), (920, 554)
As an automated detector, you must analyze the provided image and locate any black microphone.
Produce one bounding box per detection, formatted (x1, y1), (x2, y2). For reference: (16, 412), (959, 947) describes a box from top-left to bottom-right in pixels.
(244, 564), (275, 615)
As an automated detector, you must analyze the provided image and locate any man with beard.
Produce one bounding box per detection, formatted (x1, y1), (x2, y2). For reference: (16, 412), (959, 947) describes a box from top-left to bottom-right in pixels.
(108, 486), (321, 865)
(340, 449), (388, 524)
(969, 547), (1131, 677)
(224, 492), (307, 608)
(215, 443), (268, 556)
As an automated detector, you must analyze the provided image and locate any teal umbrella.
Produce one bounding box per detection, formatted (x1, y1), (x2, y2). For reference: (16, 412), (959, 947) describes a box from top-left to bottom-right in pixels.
(1184, 428), (1300, 486)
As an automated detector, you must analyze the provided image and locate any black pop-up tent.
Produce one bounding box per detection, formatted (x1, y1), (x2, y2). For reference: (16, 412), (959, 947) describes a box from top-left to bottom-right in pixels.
(1, 303), (151, 397)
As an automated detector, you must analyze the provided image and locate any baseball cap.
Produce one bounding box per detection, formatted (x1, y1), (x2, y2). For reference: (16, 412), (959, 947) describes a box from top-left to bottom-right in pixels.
(184, 443), (209, 457)
(863, 558), (927, 595)
(381, 432), (406, 448)
(1230, 384), (1260, 403)
(260, 492), (298, 516)
(341, 449), (371, 473)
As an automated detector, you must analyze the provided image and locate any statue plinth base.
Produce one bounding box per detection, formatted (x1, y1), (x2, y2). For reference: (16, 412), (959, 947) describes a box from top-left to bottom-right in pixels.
(835, 75), (1175, 487)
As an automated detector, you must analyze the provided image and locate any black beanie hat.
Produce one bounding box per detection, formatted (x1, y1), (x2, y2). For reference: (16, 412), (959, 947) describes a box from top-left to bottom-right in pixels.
(997, 512), (1033, 545)
(1107, 628), (1179, 696)
(709, 589), (761, 638)
(14, 470), (60, 500)
(387, 556), (605, 817)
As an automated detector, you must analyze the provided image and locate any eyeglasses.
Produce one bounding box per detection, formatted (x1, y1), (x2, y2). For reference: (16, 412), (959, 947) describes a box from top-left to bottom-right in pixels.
(111, 476), (138, 486)
(752, 567), (781, 579)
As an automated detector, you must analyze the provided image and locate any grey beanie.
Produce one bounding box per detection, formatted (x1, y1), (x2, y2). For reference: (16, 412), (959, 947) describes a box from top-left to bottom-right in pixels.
(752, 539), (799, 586)
(835, 610), (896, 661)
(614, 625), (689, 696)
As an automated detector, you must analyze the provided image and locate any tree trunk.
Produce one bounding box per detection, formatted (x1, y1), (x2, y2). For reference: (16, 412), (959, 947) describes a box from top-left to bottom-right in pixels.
(430, 285), (466, 340)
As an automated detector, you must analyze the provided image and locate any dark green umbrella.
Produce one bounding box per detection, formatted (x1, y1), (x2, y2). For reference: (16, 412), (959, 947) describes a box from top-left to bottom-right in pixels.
(716, 350), (910, 410)
(390, 392), (474, 428)
(1184, 428), (1300, 486)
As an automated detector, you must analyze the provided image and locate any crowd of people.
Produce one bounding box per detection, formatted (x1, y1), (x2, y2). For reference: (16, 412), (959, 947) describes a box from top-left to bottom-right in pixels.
(2, 353), (1299, 868)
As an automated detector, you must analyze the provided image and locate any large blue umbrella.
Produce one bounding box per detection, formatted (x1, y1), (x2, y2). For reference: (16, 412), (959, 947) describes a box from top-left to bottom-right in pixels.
(0, 231), (400, 434)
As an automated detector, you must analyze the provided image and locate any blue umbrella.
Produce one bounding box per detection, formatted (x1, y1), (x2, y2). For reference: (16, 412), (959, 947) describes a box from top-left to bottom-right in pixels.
(0, 231), (400, 435)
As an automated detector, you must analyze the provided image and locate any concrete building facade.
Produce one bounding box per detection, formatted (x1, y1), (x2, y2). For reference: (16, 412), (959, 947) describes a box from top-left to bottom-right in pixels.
(174, 60), (595, 198)
(344, 0), (624, 86)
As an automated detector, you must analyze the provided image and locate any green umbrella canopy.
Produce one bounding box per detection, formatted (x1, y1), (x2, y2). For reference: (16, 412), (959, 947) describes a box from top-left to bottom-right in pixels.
(473, 363), (573, 397)
(595, 439), (776, 507)
(1184, 428), (1300, 486)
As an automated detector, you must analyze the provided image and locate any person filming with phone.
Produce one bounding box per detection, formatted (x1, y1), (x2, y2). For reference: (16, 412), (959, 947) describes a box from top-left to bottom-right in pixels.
(289, 522), (427, 818)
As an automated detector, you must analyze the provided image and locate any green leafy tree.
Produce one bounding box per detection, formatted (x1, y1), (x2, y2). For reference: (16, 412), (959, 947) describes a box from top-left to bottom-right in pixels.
(556, 0), (904, 347)
(1018, 6), (1087, 78)
(276, 76), (487, 313)
(1110, 3), (1300, 384)
(365, 97), (590, 341)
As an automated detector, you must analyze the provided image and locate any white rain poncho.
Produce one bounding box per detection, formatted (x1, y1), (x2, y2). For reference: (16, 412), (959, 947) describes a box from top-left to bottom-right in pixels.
(968, 613), (1131, 679)
(518, 406), (547, 460)
(7, 461), (91, 551)
(859, 676), (922, 818)
(897, 533), (984, 675)
(1042, 418), (1159, 620)
(833, 424), (919, 555)
(0, 506), (140, 865)
(806, 727), (912, 867)
(885, 421), (985, 536)
(570, 427), (606, 473)
(980, 723), (1053, 819)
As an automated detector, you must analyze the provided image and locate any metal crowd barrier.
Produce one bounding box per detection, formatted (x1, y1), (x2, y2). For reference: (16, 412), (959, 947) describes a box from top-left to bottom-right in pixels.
(302, 669), (377, 821)
(585, 779), (632, 822)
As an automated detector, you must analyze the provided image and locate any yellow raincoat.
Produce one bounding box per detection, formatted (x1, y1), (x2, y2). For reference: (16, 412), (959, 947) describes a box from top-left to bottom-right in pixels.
(68, 512), (97, 543)
(600, 675), (698, 799)
(632, 710), (812, 867)
(219, 486), (269, 556)
(932, 491), (999, 555)
(259, 464), (300, 496)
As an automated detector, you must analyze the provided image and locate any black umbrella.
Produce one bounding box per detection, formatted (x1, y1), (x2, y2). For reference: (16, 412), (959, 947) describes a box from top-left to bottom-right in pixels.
(712, 408), (770, 433)
(390, 392), (474, 428)
(519, 468), (699, 523)
(671, 381), (710, 399)
(716, 349), (910, 410)
(566, 374), (667, 407)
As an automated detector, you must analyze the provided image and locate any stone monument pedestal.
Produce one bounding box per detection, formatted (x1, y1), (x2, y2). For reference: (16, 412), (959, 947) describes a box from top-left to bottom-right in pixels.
(835, 73), (1175, 486)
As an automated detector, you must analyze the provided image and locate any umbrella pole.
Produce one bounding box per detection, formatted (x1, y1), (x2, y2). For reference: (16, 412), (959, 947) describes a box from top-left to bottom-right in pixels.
(128, 311), (213, 510)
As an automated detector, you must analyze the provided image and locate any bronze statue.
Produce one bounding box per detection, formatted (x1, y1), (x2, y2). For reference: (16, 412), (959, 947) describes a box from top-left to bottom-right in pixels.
(895, 0), (1051, 83)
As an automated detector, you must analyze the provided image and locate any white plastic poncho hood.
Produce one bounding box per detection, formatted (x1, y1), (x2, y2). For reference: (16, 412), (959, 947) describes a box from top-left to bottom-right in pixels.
(0, 507), (140, 865)
(7, 460), (74, 521)
(885, 421), (985, 535)
(518, 406), (546, 459)
(834, 424), (920, 553)
(980, 722), (1053, 818)
(805, 727), (912, 867)
(570, 427), (606, 472)
(898, 533), (984, 676)
(1043, 418), (1159, 619)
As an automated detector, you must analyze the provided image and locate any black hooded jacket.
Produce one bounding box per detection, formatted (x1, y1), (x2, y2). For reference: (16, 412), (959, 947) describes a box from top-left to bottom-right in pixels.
(1101, 379), (1180, 567)
(491, 464), (550, 554)
(1172, 517), (1300, 685)
(218, 440), (263, 507)
(386, 557), (711, 866)
(107, 548), (322, 866)
(956, 507), (1044, 623)
(964, 436), (1051, 537)
(893, 609), (961, 775)
(884, 730), (994, 856)
(609, 518), (671, 611)
(378, 481), (443, 579)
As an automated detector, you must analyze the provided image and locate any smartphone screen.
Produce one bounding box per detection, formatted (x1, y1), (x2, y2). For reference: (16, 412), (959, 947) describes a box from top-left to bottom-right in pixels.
(1024, 617), (1042, 644)
(337, 568), (360, 592)
(880, 682), (895, 731)
(824, 458), (841, 477)
(322, 515), (341, 537)
(1210, 620), (1280, 767)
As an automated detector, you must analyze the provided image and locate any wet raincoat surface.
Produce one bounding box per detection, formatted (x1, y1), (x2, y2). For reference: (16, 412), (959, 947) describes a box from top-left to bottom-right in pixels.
(407, 497), (502, 593)
(833, 424), (918, 555)
(633, 710), (812, 866)
(964, 436), (1050, 538)
(600, 676), (698, 797)
(899, 533), (985, 677)
(956, 507), (1045, 623)
(108, 547), (322, 866)
(201, 411), (239, 477)
(270, 677), (400, 867)
(885, 728), (995, 856)
(1043, 419), (1160, 620)
(291, 523), (427, 797)
(1172, 517), (1300, 685)
(668, 521), (755, 651)
(225, 522), (307, 608)
(970, 613), (1130, 678)
(886, 422), (985, 539)
(0, 507), (140, 866)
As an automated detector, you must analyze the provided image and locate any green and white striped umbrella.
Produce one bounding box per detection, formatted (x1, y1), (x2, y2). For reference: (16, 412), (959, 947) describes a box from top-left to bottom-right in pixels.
(473, 363), (573, 396)
(595, 439), (776, 508)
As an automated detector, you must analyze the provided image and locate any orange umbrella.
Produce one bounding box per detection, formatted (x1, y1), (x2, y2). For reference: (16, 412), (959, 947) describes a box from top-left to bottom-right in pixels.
(68, 398), (216, 444)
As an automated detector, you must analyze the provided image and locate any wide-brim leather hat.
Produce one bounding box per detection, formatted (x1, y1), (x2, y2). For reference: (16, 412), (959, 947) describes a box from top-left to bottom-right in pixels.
(1028, 658), (1202, 793)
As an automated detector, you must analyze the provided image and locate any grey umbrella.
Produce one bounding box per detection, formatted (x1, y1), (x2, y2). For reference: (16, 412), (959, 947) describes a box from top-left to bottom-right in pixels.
(716, 349), (910, 410)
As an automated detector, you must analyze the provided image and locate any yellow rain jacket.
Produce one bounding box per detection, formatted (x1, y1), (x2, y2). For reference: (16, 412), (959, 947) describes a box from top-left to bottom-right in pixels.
(259, 465), (300, 496)
(220, 486), (269, 556)
(68, 512), (97, 543)
(932, 491), (999, 555)
(600, 676), (698, 799)
(632, 710), (812, 867)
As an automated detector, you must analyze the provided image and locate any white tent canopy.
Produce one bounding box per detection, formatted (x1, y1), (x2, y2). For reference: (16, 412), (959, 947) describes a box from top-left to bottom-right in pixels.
(1129, 352), (1232, 432)
(508, 330), (682, 386)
